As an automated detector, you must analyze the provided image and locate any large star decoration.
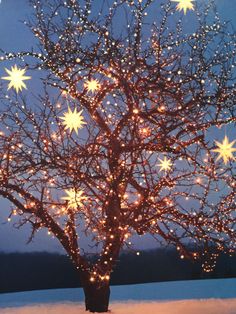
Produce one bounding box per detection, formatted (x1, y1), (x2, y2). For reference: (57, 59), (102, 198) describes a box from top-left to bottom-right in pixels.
(84, 79), (100, 93)
(59, 106), (86, 134)
(212, 136), (236, 165)
(157, 156), (173, 172)
(62, 188), (87, 210)
(2, 65), (31, 93)
(171, 0), (195, 15)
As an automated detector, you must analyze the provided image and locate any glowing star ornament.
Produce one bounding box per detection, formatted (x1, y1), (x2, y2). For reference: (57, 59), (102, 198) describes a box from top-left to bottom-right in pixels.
(62, 188), (87, 210)
(157, 156), (173, 172)
(2, 65), (31, 93)
(84, 79), (100, 93)
(60, 106), (86, 134)
(171, 0), (195, 15)
(212, 136), (236, 164)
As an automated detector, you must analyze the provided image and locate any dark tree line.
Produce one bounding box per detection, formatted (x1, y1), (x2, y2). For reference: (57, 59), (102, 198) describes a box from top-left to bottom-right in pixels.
(1, 249), (235, 294)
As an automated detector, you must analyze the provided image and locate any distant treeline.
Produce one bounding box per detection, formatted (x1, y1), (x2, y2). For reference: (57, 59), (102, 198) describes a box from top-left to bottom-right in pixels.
(0, 248), (235, 294)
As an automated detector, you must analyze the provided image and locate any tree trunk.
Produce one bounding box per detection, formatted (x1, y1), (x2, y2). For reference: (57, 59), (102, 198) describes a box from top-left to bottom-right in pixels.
(83, 281), (110, 313)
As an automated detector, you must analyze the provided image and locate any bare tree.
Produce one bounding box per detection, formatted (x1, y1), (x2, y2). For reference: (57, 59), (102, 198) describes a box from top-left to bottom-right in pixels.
(0, 0), (236, 312)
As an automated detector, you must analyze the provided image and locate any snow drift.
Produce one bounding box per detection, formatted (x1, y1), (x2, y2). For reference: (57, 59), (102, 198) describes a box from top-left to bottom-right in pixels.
(0, 278), (236, 314)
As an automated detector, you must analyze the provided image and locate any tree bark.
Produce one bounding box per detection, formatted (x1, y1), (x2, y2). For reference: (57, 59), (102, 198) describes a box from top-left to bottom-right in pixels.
(83, 281), (110, 313)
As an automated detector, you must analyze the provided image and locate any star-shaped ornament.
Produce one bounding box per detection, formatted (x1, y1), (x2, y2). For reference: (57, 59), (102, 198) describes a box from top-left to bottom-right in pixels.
(171, 0), (195, 15)
(84, 79), (100, 93)
(157, 156), (173, 172)
(62, 188), (87, 210)
(212, 136), (236, 164)
(59, 106), (86, 134)
(2, 65), (31, 93)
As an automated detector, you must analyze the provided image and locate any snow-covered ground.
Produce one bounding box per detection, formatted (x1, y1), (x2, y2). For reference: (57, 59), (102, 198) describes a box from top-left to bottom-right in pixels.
(0, 278), (236, 313)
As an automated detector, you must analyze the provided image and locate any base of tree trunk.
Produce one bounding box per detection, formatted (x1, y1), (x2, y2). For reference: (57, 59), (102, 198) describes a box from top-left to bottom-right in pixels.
(83, 282), (110, 313)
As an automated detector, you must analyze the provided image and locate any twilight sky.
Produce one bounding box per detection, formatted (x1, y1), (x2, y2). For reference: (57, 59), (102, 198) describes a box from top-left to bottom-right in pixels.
(0, 0), (235, 253)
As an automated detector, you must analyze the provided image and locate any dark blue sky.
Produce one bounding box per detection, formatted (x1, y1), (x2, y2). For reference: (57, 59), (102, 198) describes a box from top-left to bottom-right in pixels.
(0, 0), (235, 253)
